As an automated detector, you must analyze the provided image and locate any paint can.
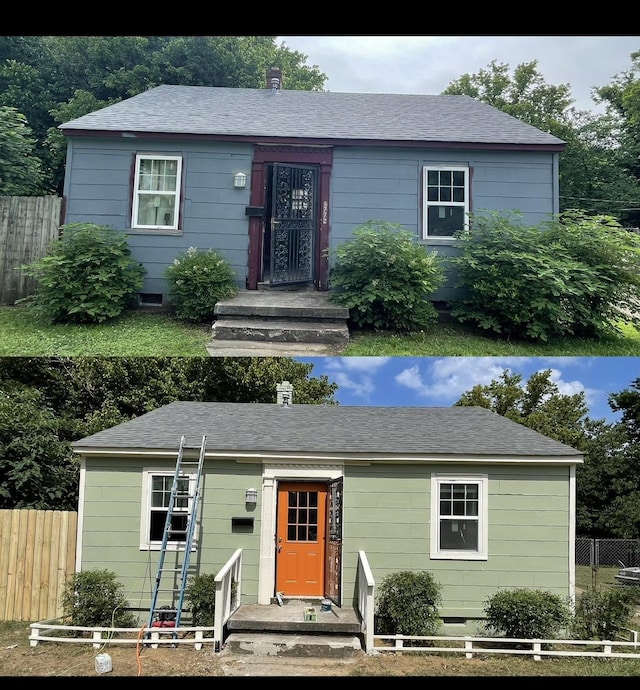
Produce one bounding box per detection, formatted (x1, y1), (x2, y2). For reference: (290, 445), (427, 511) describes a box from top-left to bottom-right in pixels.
(95, 653), (112, 674)
(321, 599), (332, 613)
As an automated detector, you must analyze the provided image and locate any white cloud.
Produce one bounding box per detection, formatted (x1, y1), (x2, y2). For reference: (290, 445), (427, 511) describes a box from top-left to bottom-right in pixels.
(395, 357), (528, 401)
(322, 357), (392, 400)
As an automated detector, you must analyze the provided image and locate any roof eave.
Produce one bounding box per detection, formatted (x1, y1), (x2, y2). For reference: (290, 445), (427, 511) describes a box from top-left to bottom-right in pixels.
(59, 128), (566, 152)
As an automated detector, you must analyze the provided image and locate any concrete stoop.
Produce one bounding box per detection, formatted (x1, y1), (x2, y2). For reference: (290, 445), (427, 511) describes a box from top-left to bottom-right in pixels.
(209, 289), (351, 356)
(221, 631), (365, 658)
(211, 318), (349, 345)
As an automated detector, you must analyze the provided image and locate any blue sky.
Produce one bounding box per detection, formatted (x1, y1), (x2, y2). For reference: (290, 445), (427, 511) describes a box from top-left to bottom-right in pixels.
(295, 357), (640, 423)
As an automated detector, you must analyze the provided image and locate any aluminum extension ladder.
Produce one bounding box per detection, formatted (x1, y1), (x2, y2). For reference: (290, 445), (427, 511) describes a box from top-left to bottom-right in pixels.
(147, 434), (206, 635)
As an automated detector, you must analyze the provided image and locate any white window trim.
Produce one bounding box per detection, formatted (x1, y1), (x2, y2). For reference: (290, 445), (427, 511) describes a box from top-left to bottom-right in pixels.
(422, 164), (469, 240)
(140, 468), (197, 551)
(131, 154), (182, 231)
(430, 473), (488, 561)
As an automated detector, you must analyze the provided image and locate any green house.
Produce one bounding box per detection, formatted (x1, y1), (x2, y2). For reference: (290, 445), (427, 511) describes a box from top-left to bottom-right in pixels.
(71, 382), (583, 635)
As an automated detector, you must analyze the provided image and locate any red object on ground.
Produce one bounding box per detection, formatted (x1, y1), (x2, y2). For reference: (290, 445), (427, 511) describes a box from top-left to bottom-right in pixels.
(151, 620), (176, 628)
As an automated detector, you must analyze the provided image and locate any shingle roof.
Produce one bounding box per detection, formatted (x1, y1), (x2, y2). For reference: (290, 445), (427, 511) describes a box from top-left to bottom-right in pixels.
(71, 402), (581, 459)
(59, 84), (565, 147)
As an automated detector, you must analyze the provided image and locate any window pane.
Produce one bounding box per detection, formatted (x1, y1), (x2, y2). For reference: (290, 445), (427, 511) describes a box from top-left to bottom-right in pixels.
(440, 519), (478, 550)
(428, 206), (464, 237)
(439, 171), (452, 186)
(427, 170), (440, 185)
(452, 170), (465, 186)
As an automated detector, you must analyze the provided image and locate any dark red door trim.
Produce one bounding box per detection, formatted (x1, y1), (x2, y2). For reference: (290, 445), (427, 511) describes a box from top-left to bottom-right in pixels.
(246, 146), (333, 290)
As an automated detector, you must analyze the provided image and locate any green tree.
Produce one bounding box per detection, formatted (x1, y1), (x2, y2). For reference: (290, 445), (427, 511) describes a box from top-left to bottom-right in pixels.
(443, 59), (573, 132)
(443, 58), (640, 224)
(454, 368), (640, 538)
(0, 105), (44, 194)
(0, 36), (327, 194)
(0, 357), (338, 510)
(0, 386), (77, 510)
(455, 368), (590, 450)
(596, 48), (640, 226)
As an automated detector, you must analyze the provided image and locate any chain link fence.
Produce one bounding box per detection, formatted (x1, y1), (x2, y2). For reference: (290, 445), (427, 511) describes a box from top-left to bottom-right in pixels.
(576, 538), (640, 568)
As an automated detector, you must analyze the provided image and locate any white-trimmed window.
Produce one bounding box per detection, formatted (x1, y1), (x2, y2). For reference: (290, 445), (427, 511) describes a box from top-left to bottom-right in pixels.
(422, 165), (469, 239)
(140, 469), (197, 550)
(430, 474), (488, 560)
(131, 154), (182, 231)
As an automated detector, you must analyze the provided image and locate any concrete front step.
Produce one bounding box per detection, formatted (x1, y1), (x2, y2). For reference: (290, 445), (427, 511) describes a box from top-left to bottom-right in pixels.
(221, 632), (365, 658)
(214, 292), (349, 321)
(212, 318), (350, 345)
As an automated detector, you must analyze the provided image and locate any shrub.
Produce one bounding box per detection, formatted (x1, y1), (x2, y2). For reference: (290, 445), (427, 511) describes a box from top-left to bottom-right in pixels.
(164, 246), (238, 323)
(328, 220), (445, 332)
(60, 569), (137, 628)
(449, 210), (640, 342)
(571, 587), (640, 641)
(185, 573), (237, 626)
(482, 588), (572, 639)
(374, 570), (442, 640)
(21, 222), (145, 324)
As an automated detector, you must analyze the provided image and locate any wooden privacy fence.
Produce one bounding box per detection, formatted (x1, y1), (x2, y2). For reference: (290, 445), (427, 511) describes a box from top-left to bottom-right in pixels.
(0, 195), (62, 305)
(0, 509), (77, 622)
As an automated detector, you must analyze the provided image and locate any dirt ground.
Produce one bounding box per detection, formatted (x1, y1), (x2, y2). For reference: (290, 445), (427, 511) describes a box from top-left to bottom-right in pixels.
(2, 621), (640, 677)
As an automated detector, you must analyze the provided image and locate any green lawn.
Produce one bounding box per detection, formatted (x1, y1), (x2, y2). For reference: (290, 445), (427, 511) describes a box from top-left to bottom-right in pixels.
(341, 316), (640, 356)
(1, 305), (639, 357)
(0, 306), (212, 357)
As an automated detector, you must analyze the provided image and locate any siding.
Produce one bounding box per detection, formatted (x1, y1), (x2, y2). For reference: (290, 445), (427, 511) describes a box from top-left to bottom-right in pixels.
(79, 457), (263, 615)
(79, 457), (571, 630)
(330, 147), (559, 302)
(341, 463), (570, 624)
(63, 138), (254, 299)
(63, 137), (559, 303)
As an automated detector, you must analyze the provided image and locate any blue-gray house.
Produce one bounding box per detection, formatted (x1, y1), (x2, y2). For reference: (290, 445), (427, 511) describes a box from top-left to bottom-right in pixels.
(59, 68), (565, 307)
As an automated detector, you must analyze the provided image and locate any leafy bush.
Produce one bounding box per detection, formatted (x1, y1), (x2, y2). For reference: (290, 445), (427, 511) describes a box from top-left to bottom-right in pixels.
(449, 210), (640, 342)
(164, 246), (238, 323)
(374, 570), (442, 640)
(185, 573), (237, 626)
(21, 222), (145, 323)
(60, 569), (137, 628)
(571, 587), (640, 641)
(482, 588), (572, 639)
(328, 220), (445, 332)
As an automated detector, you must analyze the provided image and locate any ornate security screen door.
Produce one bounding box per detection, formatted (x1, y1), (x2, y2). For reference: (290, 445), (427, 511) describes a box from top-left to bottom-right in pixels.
(325, 477), (343, 605)
(269, 163), (317, 286)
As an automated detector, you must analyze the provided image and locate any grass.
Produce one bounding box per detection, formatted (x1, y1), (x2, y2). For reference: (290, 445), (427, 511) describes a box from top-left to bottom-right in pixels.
(0, 306), (212, 356)
(576, 565), (620, 591)
(1, 304), (640, 357)
(341, 313), (640, 356)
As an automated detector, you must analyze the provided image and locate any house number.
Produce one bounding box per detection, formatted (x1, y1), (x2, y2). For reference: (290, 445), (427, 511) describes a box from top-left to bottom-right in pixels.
(322, 201), (328, 225)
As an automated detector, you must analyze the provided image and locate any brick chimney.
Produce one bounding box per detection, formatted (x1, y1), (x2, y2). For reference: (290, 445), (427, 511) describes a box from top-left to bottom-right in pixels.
(277, 380), (293, 406)
(266, 67), (282, 91)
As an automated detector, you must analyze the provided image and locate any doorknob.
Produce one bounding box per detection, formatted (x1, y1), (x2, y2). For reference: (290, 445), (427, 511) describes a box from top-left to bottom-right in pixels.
(277, 536), (282, 553)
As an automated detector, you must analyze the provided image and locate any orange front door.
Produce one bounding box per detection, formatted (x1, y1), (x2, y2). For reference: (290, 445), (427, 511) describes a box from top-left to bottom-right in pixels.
(275, 482), (326, 597)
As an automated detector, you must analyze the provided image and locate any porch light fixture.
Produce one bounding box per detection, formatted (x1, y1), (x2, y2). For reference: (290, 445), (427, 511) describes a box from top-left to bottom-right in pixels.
(233, 172), (247, 189)
(245, 488), (258, 505)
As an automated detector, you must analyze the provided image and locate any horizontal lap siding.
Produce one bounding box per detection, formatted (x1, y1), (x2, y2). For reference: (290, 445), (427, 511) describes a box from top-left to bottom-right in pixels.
(330, 148), (557, 301)
(64, 139), (253, 296)
(80, 458), (262, 614)
(341, 463), (571, 623)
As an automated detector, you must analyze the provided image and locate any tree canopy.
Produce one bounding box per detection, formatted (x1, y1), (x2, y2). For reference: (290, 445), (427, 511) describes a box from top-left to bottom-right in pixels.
(0, 357), (337, 510)
(455, 367), (640, 539)
(0, 36), (327, 194)
(443, 56), (640, 227)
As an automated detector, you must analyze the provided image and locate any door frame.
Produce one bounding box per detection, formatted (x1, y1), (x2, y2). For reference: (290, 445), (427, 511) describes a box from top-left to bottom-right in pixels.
(257, 463), (343, 605)
(246, 146), (333, 291)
